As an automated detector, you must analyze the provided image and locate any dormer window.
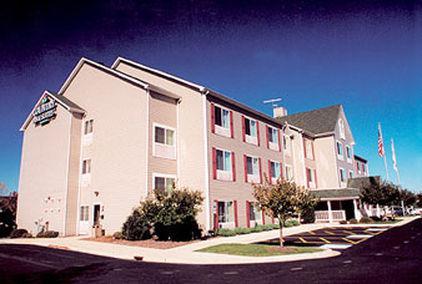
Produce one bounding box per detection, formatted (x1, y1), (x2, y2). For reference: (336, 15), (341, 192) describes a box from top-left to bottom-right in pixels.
(339, 119), (345, 140)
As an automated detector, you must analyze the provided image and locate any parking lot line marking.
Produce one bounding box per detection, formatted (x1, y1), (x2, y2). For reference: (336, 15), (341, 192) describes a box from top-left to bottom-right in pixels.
(319, 237), (331, 244)
(342, 238), (357, 245)
(299, 237), (308, 243)
(308, 231), (316, 235)
(324, 231), (335, 235)
(343, 230), (354, 235)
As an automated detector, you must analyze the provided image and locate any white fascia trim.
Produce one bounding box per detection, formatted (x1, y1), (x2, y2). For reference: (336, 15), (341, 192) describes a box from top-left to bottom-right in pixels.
(58, 57), (149, 95)
(112, 57), (205, 92)
(145, 90), (150, 197)
(202, 94), (211, 232)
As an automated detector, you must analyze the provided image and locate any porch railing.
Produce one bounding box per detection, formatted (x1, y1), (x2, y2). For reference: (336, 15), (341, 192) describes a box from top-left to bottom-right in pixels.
(315, 210), (346, 223)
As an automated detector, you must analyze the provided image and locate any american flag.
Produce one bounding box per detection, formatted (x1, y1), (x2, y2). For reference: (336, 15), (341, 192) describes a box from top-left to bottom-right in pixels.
(378, 123), (385, 157)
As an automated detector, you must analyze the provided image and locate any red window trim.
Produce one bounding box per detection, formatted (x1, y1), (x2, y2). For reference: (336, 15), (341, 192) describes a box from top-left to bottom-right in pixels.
(246, 201), (250, 228)
(211, 103), (215, 133)
(241, 116), (246, 142)
(214, 200), (219, 230)
(258, 157), (262, 183)
(257, 121), (260, 146)
(268, 160), (272, 182)
(243, 154), (248, 182)
(234, 200), (238, 227)
(266, 125), (270, 149)
(231, 152), (236, 182)
(212, 147), (217, 179)
(230, 111), (234, 138)
(278, 129), (282, 152)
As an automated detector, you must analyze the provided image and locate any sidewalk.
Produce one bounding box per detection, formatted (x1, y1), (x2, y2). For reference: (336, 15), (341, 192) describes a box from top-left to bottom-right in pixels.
(1, 217), (416, 265)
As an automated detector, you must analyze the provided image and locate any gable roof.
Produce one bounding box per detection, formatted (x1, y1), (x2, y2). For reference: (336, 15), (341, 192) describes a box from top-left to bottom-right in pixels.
(113, 57), (305, 132)
(20, 91), (85, 131)
(277, 104), (342, 135)
(58, 57), (149, 95)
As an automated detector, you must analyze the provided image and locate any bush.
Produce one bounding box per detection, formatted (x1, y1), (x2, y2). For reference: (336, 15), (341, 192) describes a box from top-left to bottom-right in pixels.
(22, 232), (33, 238)
(301, 207), (315, 224)
(234, 227), (251, 235)
(349, 218), (358, 224)
(284, 219), (299, 227)
(216, 228), (237, 237)
(122, 210), (152, 241)
(122, 188), (203, 241)
(113, 232), (123, 239)
(36, 230), (59, 238)
(10, 228), (29, 238)
(359, 217), (374, 224)
(339, 220), (348, 224)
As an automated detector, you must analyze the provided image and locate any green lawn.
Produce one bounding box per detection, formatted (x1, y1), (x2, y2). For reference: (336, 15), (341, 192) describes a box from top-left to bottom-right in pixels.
(196, 243), (323, 257)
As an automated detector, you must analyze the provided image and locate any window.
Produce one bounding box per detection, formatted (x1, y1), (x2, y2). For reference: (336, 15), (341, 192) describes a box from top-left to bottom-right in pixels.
(245, 118), (257, 137)
(270, 161), (281, 179)
(214, 106), (230, 129)
(306, 168), (316, 188)
(336, 141), (343, 160)
(246, 156), (259, 176)
(283, 135), (291, 155)
(82, 159), (91, 174)
(304, 139), (314, 160)
(346, 145), (352, 162)
(339, 119), (345, 139)
(84, 119), (93, 135)
(267, 126), (279, 150)
(249, 202), (261, 222)
(216, 149), (232, 172)
(285, 165), (293, 180)
(153, 175), (175, 192)
(80, 206), (89, 221)
(349, 170), (354, 178)
(154, 126), (174, 146)
(339, 168), (346, 183)
(218, 201), (233, 223)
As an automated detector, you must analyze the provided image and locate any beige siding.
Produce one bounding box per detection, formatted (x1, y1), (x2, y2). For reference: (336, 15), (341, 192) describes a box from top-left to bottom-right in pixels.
(314, 136), (339, 189)
(17, 105), (72, 235)
(63, 63), (149, 235)
(114, 62), (208, 229)
(148, 92), (177, 191)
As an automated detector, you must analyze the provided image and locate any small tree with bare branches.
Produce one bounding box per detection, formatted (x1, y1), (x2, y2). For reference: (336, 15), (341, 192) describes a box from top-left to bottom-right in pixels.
(253, 178), (318, 247)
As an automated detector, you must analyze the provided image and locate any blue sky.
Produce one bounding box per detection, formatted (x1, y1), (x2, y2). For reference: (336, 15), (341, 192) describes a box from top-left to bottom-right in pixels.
(0, 1), (421, 192)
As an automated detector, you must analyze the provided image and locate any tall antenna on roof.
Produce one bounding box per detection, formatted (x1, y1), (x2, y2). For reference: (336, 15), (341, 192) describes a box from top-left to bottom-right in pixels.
(263, 98), (282, 108)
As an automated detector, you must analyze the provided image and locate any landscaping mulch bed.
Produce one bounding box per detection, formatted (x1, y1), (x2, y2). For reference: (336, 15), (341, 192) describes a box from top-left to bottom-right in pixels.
(82, 236), (197, 249)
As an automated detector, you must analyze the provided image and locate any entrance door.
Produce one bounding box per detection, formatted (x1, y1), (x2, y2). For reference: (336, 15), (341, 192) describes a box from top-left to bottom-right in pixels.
(78, 205), (90, 235)
(93, 204), (101, 226)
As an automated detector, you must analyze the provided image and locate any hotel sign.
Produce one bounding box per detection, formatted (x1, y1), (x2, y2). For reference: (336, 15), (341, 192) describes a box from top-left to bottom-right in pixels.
(33, 97), (57, 125)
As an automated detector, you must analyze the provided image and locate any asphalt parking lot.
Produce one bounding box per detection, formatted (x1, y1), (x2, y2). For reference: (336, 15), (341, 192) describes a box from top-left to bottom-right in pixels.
(259, 226), (391, 250)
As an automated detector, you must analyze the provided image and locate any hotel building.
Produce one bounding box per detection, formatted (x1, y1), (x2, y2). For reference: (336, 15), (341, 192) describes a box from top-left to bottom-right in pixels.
(17, 57), (368, 236)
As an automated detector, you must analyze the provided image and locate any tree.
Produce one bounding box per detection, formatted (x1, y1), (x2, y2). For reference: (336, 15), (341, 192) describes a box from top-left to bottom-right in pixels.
(253, 178), (318, 247)
(360, 180), (401, 207)
(0, 182), (18, 237)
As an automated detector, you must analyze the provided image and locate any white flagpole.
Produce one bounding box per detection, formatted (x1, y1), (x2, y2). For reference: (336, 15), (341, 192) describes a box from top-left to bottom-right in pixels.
(391, 138), (400, 184)
(378, 123), (389, 180)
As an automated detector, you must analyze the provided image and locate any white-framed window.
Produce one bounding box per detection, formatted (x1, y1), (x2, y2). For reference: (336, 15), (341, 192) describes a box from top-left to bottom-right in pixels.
(285, 164), (293, 181)
(304, 138), (314, 160)
(339, 119), (345, 140)
(84, 119), (94, 135)
(346, 145), (352, 163)
(80, 206), (89, 221)
(267, 126), (280, 151)
(153, 124), (176, 159)
(249, 202), (263, 225)
(336, 141), (344, 160)
(306, 168), (316, 188)
(339, 168), (346, 184)
(218, 201), (234, 225)
(246, 155), (260, 183)
(153, 173), (176, 192)
(349, 170), (354, 178)
(269, 160), (281, 182)
(82, 159), (91, 174)
(214, 105), (231, 137)
(216, 148), (233, 181)
(244, 117), (258, 145)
